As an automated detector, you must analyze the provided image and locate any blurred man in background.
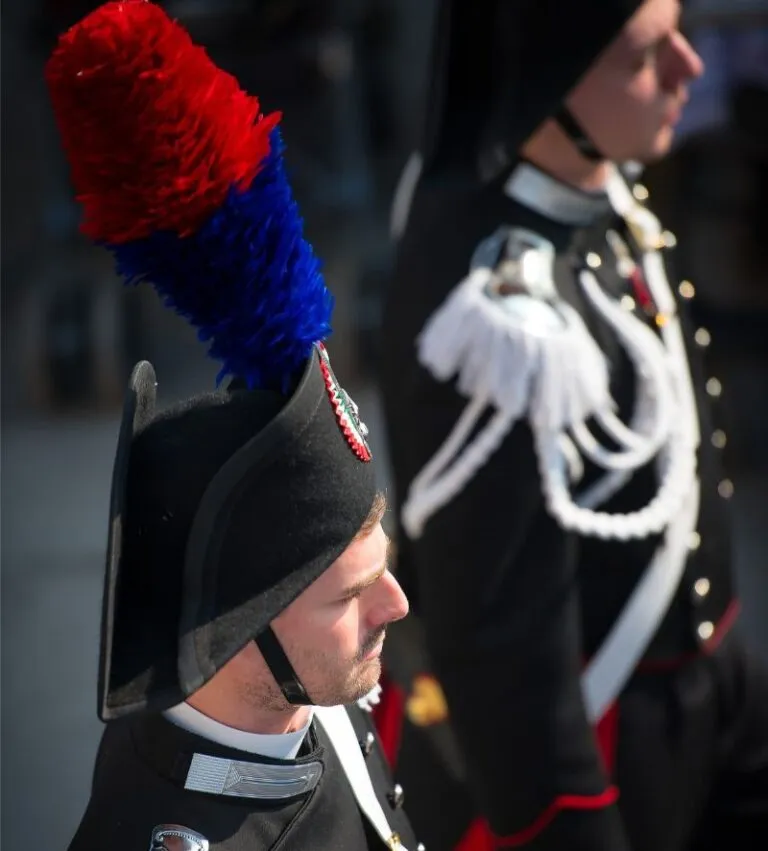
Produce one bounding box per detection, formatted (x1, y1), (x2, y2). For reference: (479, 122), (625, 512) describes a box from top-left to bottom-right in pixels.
(377, 1), (768, 849)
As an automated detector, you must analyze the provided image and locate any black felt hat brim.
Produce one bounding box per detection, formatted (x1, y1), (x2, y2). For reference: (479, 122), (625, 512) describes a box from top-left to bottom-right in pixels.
(98, 361), (158, 722)
(99, 348), (376, 721)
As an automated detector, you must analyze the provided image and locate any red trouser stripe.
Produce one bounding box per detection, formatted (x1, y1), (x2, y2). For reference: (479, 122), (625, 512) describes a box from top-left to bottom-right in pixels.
(371, 673), (406, 769)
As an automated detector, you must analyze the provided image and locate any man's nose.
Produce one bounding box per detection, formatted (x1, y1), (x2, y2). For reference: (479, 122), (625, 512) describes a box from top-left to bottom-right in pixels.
(665, 31), (705, 88)
(368, 570), (410, 628)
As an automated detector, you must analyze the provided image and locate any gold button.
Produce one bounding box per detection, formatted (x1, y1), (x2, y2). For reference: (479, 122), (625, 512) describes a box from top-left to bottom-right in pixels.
(689, 531), (701, 551)
(697, 621), (714, 641)
(620, 295), (636, 311)
(387, 833), (402, 850)
(706, 378), (722, 398)
(661, 230), (677, 248)
(694, 328), (711, 348)
(718, 479), (735, 499)
(679, 280), (695, 299)
(586, 252), (602, 269)
(711, 430), (727, 449)
(693, 577), (711, 599)
(633, 183), (650, 201)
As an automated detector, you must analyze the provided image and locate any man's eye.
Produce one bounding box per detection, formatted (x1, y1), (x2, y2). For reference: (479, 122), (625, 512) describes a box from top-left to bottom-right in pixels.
(635, 48), (654, 70)
(639, 38), (667, 69)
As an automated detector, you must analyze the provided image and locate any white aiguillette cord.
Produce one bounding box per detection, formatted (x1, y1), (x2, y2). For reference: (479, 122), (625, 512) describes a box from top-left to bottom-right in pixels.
(581, 165), (702, 721)
(314, 705), (408, 850)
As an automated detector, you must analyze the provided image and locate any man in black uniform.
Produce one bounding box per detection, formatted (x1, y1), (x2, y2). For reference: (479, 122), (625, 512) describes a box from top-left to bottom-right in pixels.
(378, 1), (768, 849)
(45, 3), (422, 849)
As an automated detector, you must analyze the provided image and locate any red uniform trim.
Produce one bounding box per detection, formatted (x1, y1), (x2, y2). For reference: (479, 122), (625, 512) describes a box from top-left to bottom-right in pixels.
(371, 673), (406, 769)
(595, 701), (620, 775)
(634, 599), (741, 673)
(455, 818), (496, 851)
(492, 787), (620, 848)
(579, 599), (741, 674)
(704, 599), (741, 652)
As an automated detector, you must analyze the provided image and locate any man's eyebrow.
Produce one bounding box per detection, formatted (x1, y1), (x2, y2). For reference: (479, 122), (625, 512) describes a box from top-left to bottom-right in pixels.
(627, 5), (680, 51)
(339, 539), (392, 599)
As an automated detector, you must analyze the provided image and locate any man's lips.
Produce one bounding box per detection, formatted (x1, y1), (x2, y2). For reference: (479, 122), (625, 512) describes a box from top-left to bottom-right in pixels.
(362, 638), (384, 660)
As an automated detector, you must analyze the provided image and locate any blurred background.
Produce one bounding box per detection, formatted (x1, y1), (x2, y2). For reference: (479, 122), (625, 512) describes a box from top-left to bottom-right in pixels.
(1, 0), (767, 847)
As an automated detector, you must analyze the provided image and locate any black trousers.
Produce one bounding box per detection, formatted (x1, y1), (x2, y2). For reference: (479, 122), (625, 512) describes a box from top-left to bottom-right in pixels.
(617, 630), (768, 851)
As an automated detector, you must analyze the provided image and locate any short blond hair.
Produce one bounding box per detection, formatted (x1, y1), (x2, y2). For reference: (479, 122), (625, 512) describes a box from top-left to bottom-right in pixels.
(353, 492), (387, 541)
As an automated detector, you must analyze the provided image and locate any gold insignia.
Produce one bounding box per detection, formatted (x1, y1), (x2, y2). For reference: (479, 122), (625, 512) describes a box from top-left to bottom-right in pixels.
(406, 675), (449, 727)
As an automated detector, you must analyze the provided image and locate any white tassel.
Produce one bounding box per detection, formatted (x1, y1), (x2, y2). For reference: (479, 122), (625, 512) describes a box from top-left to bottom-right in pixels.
(416, 266), (614, 432)
(356, 683), (382, 713)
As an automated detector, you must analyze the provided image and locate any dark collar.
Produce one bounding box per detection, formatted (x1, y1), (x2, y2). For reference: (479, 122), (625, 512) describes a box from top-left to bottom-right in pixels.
(129, 713), (326, 800)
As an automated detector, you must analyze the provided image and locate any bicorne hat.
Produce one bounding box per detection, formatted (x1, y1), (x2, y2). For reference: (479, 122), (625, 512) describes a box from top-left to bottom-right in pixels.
(46, 0), (376, 719)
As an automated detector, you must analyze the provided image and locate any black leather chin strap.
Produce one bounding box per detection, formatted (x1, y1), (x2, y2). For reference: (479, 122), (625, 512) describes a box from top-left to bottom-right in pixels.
(553, 106), (605, 162)
(254, 626), (313, 706)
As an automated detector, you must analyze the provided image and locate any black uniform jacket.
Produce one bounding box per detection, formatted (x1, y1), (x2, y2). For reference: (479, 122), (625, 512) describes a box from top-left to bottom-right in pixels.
(378, 164), (737, 849)
(68, 704), (418, 850)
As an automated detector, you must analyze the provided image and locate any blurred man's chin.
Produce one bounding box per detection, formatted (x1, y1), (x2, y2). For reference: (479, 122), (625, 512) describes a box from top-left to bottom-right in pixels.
(638, 127), (675, 164)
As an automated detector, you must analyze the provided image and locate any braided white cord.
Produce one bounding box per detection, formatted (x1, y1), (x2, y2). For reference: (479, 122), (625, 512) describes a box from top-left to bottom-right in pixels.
(603, 165), (700, 448)
(537, 422), (695, 539)
(407, 277), (693, 540)
(575, 356), (663, 509)
(401, 407), (515, 539)
(404, 176), (702, 541)
(644, 252), (701, 448)
(567, 270), (675, 470)
(406, 262), (617, 537)
(408, 395), (488, 497)
(576, 329), (659, 508)
(405, 270), (688, 539)
(575, 170), (698, 510)
(578, 467), (633, 511)
(535, 168), (702, 538)
(559, 433), (586, 485)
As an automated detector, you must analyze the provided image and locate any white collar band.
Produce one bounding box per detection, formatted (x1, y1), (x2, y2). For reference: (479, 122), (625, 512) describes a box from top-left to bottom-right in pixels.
(164, 701), (314, 761)
(503, 162), (610, 226)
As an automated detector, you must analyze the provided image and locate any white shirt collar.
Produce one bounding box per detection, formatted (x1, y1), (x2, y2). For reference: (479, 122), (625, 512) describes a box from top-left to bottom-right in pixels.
(503, 162), (611, 226)
(163, 702), (314, 760)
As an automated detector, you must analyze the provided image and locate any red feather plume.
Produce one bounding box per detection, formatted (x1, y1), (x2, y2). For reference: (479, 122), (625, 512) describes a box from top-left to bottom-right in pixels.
(45, 0), (281, 244)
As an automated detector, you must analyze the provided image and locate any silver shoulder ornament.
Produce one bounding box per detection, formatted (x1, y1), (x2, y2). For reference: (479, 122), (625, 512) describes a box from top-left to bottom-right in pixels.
(417, 227), (611, 430)
(404, 226), (613, 538)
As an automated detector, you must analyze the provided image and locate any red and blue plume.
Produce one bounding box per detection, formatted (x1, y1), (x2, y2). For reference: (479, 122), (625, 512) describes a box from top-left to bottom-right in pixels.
(45, 0), (333, 392)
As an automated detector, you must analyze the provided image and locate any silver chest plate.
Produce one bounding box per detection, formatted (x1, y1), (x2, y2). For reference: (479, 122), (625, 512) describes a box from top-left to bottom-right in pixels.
(150, 824), (209, 851)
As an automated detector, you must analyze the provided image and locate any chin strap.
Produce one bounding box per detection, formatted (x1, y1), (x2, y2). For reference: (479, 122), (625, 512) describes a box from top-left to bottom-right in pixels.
(553, 105), (605, 162)
(254, 626), (313, 706)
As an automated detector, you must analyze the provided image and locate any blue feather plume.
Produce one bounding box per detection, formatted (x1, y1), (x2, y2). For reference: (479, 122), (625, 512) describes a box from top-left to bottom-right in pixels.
(106, 129), (334, 393)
